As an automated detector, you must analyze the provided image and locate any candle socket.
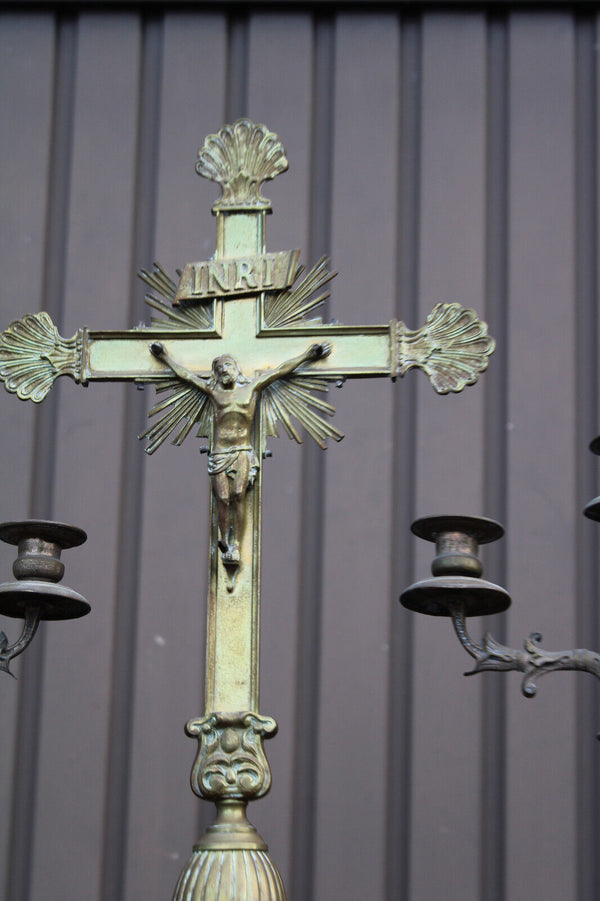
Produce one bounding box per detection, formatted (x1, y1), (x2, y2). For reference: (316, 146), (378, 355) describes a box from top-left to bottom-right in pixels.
(400, 515), (510, 618)
(0, 520), (89, 621)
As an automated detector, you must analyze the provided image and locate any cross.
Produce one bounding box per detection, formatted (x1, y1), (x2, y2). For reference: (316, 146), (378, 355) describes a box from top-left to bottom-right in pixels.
(0, 119), (494, 876)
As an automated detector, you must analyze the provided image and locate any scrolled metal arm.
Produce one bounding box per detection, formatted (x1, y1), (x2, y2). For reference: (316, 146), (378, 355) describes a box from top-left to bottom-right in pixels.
(0, 607), (41, 677)
(449, 603), (600, 700)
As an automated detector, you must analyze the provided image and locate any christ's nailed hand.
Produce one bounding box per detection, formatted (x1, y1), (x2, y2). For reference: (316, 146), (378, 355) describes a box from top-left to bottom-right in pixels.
(311, 342), (332, 359)
(150, 342), (165, 358)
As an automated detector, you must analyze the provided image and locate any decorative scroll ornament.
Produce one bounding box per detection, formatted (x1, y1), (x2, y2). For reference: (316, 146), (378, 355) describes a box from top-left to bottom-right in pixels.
(402, 515), (600, 731)
(186, 712), (278, 801)
(452, 610), (600, 698)
(0, 312), (83, 402)
(196, 119), (289, 210)
(395, 302), (495, 394)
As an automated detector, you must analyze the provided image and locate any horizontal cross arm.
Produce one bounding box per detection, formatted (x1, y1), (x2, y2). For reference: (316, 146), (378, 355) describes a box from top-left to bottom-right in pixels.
(0, 302), (494, 403)
(86, 302), (494, 392)
(0, 316), (222, 402)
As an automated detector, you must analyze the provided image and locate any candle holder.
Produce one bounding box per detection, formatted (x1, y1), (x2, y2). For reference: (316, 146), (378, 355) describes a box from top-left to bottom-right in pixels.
(0, 520), (90, 676)
(401, 496), (600, 721)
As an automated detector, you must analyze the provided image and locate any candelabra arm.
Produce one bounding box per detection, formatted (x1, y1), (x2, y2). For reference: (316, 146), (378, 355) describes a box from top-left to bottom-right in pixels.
(0, 606), (41, 677)
(449, 603), (486, 659)
(449, 604), (600, 700)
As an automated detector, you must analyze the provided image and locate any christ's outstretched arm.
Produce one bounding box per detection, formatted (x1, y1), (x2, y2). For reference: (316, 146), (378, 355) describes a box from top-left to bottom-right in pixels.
(150, 342), (213, 397)
(253, 342), (331, 392)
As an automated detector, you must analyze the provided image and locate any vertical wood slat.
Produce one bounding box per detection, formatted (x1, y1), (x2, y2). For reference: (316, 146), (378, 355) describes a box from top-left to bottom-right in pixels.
(480, 12), (509, 901)
(412, 13), (487, 901)
(0, 12), (55, 898)
(5, 15), (77, 901)
(506, 13), (577, 900)
(225, 9), (249, 121)
(30, 14), (141, 901)
(386, 14), (421, 901)
(316, 14), (399, 901)
(99, 14), (162, 901)
(289, 14), (335, 901)
(574, 13), (600, 901)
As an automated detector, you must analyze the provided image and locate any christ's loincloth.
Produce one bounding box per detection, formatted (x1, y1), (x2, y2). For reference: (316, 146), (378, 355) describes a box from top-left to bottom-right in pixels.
(207, 446), (259, 485)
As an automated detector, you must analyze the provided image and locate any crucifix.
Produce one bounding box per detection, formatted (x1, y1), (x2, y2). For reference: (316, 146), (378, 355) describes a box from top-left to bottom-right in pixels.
(0, 119), (494, 900)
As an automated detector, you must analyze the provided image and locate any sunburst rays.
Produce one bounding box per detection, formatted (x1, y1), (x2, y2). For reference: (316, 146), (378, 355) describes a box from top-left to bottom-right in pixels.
(139, 263), (213, 330)
(139, 379), (213, 455)
(263, 257), (336, 328)
(262, 375), (343, 449)
(139, 257), (342, 455)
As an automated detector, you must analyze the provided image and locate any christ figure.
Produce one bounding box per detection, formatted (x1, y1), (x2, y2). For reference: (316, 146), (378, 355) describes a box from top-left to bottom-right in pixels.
(150, 341), (331, 563)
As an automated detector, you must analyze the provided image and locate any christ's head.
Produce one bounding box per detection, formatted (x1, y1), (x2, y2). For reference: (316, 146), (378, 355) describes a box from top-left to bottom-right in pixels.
(212, 355), (240, 387)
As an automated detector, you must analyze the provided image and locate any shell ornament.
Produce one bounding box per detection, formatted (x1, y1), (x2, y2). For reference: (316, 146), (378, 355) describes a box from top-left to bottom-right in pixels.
(196, 119), (289, 210)
(397, 302), (495, 394)
(0, 311), (81, 402)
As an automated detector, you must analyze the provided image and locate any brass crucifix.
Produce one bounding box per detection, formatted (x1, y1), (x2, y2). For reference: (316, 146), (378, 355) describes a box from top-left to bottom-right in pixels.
(0, 120), (494, 900)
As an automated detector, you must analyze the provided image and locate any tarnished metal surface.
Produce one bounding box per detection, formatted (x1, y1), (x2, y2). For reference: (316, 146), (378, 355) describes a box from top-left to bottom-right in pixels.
(401, 515), (510, 616)
(451, 606), (600, 699)
(0, 520), (89, 674)
(404, 511), (600, 725)
(172, 846), (287, 901)
(0, 608), (39, 676)
(197, 120), (289, 211)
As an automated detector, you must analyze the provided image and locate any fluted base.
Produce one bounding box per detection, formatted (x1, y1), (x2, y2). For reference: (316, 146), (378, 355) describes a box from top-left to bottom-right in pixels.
(172, 847), (287, 901)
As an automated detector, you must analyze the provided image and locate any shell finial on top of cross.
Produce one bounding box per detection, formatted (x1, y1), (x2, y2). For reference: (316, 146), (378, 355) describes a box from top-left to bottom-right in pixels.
(196, 119), (288, 211)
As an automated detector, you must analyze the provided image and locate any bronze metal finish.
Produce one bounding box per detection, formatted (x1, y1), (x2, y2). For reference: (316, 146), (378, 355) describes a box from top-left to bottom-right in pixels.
(401, 515), (510, 617)
(450, 606), (600, 699)
(0, 520), (89, 674)
(0, 120), (495, 899)
(402, 489), (600, 731)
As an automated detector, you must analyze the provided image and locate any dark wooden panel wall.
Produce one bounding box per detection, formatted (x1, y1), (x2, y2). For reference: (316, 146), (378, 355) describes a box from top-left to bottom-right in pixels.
(1, 5), (599, 901)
